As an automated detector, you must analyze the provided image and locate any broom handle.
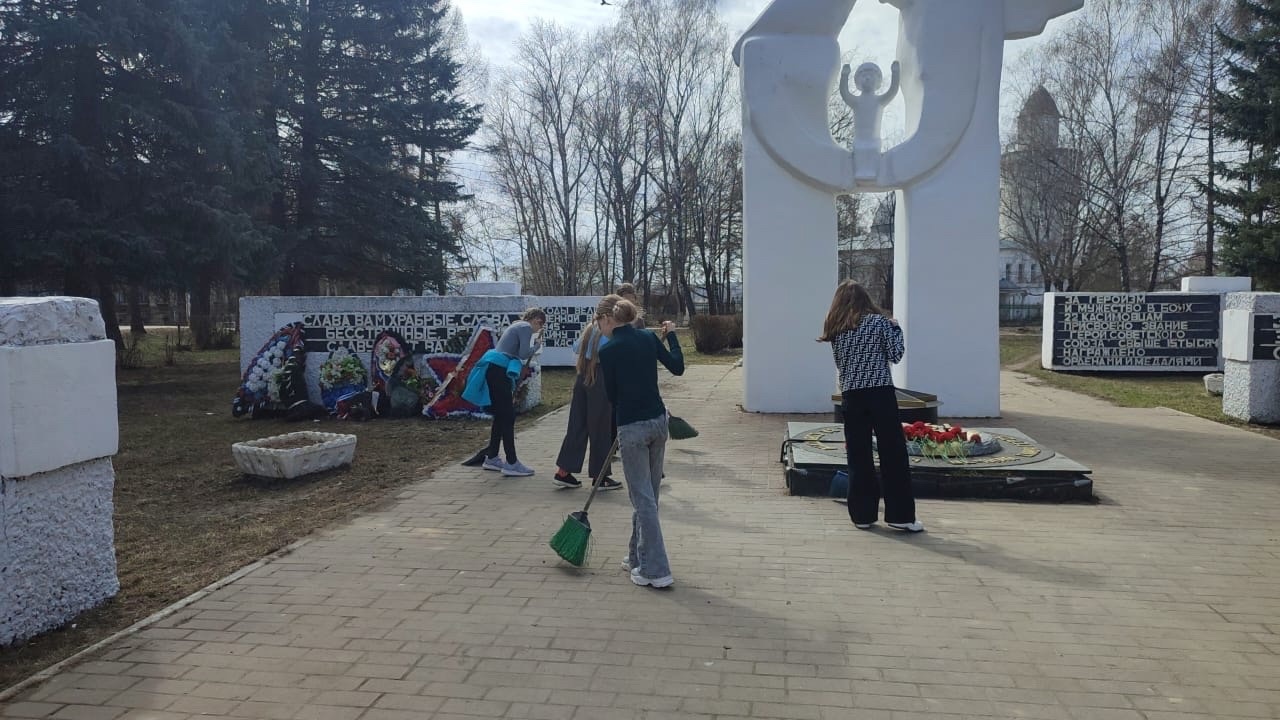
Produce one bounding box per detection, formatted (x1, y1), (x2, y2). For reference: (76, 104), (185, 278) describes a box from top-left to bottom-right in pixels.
(422, 361), (467, 412)
(424, 331), (542, 413)
(580, 435), (621, 515)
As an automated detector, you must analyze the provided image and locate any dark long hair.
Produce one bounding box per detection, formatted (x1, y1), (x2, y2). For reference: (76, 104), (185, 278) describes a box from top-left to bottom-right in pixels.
(818, 280), (885, 342)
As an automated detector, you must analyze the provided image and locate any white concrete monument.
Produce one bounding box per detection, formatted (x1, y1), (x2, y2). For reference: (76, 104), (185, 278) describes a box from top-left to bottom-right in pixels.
(1222, 292), (1280, 424)
(0, 297), (120, 646)
(735, 0), (1083, 415)
(840, 60), (899, 182)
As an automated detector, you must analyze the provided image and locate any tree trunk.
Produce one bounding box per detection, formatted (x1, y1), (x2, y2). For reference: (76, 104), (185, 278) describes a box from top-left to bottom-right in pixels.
(285, 0), (323, 297)
(95, 273), (125, 348)
(190, 274), (213, 349)
(128, 285), (148, 335)
(1205, 41), (1216, 275)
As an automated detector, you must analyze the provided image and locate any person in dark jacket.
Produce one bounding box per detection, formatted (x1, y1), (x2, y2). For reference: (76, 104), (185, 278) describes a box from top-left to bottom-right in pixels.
(552, 294), (622, 490)
(599, 299), (684, 588)
(818, 280), (923, 533)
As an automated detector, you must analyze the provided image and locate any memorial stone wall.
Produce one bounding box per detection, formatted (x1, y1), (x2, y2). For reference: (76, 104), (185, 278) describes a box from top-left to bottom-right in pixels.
(1041, 292), (1223, 371)
(241, 295), (600, 405)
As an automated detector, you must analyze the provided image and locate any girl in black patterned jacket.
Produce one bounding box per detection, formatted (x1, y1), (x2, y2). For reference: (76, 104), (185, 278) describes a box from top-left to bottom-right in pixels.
(819, 280), (923, 533)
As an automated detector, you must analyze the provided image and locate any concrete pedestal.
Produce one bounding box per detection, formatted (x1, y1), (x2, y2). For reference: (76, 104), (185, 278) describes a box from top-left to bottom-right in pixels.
(0, 298), (120, 647)
(1223, 293), (1280, 425)
(741, 121), (841, 413)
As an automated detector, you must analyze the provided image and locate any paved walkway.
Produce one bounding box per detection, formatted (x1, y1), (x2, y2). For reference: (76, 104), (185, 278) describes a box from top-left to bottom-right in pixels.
(4, 366), (1280, 720)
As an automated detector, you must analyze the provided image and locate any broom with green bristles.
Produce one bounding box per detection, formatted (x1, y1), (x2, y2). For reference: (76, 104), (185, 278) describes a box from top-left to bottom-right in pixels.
(550, 436), (621, 567)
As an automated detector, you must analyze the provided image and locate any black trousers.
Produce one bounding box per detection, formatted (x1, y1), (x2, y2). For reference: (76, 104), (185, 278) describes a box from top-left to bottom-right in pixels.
(555, 367), (613, 478)
(484, 363), (517, 463)
(842, 385), (916, 525)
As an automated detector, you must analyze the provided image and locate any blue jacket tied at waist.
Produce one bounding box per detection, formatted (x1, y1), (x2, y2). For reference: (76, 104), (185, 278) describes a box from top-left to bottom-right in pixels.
(462, 350), (525, 408)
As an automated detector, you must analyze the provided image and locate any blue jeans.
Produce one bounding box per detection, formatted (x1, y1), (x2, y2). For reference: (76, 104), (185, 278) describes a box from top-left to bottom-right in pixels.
(619, 414), (671, 579)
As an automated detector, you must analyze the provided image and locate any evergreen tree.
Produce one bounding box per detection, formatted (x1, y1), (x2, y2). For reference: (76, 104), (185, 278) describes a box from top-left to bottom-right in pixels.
(0, 0), (269, 343)
(1, 0), (480, 332)
(270, 0), (481, 294)
(1213, 0), (1280, 289)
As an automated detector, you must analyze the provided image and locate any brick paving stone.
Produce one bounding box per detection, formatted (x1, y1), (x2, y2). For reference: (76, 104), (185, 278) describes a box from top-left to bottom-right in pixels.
(47, 707), (124, 720)
(3, 366), (1280, 720)
(0, 703), (63, 719)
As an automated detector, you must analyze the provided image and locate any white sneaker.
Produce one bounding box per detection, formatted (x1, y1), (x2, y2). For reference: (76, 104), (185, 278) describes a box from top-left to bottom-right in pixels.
(501, 460), (535, 477)
(620, 557), (631, 571)
(854, 523), (875, 530)
(630, 569), (674, 588)
(887, 521), (924, 533)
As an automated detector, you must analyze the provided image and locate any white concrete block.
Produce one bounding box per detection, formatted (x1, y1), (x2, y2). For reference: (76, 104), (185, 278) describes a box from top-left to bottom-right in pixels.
(1225, 291), (1280, 314)
(1223, 292), (1280, 424)
(0, 297), (106, 347)
(1223, 309), (1254, 362)
(462, 281), (522, 296)
(0, 340), (119, 478)
(1203, 373), (1224, 396)
(741, 117), (842, 413)
(1181, 276), (1251, 293)
(1041, 293), (1058, 369)
(1223, 358), (1280, 424)
(0, 458), (120, 646)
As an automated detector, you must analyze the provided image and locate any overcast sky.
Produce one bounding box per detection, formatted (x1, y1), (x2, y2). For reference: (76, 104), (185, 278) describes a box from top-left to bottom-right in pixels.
(451, 0), (904, 72)
(445, 1), (1065, 199)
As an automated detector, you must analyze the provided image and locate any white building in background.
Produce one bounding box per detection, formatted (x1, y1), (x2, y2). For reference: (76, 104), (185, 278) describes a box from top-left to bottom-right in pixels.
(999, 86), (1079, 323)
(999, 238), (1044, 321)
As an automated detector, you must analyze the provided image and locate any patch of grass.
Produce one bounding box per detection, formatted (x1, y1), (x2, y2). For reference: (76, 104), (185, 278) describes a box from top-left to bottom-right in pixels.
(1000, 331), (1042, 368)
(1001, 331), (1280, 441)
(0, 356), (574, 691)
(1022, 366), (1227, 418)
(122, 327), (240, 367)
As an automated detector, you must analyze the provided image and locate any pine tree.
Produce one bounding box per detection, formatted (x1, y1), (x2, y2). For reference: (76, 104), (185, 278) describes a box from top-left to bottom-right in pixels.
(1212, 0), (1280, 289)
(269, 0), (481, 295)
(0, 0), (269, 343)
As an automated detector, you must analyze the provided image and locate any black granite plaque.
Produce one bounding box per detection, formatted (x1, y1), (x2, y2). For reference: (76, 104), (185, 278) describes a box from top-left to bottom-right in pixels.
(1051, 293), (1221, 370)
(1253, 314), (1280, 361)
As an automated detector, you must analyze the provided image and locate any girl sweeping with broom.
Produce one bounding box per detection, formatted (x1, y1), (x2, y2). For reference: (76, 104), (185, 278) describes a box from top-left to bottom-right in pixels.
(599, 298), (684, 588)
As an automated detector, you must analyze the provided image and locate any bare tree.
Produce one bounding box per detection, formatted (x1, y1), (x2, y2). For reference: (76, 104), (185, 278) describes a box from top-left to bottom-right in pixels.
(484, 22), (595, 295)
(1133, 0), (1213, 290)
(619, 0), (734, 315)
(1019, 0), (1238, 292)
(1000, 92), (1099, 291)
(479, 1), (743, 309)
(582, 28), (654, 292)
(1042, 0), (1151, 291)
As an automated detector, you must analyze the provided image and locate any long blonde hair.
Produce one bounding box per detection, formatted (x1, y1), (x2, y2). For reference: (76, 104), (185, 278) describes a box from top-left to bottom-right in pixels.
(576, 294), (622, 385)
(612, 298), (640, 325)
(818, 280), (885, 342)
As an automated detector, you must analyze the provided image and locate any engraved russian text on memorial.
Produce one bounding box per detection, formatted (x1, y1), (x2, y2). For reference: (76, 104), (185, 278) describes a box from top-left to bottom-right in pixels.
(298, 306), (596, 355)
(1051, 293), (1222, 369)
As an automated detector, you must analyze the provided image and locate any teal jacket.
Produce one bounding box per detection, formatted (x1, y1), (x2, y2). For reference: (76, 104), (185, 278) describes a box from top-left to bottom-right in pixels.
(462, 350), (524, 407)
(599, 325), (684, 426)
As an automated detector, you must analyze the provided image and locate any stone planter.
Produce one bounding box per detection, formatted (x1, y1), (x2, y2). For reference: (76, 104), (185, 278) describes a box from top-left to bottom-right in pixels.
(232, 431), (357, 479)
(1203, 373), (1224, 396)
